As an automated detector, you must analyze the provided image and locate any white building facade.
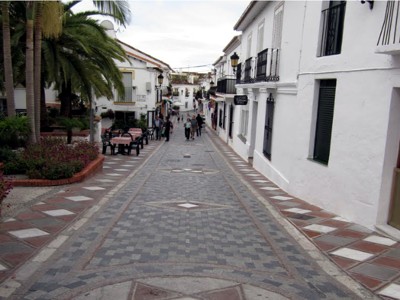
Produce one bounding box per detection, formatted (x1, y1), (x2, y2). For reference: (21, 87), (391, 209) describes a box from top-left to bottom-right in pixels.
(220, 0), (400, 237)
(98, 22), (173, 125)
(211, 36), (241, 147)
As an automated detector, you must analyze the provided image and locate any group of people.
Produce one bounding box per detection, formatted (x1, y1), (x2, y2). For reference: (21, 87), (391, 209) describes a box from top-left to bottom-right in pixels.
(153, 114), (173, 142)
(153, 112), (204, 142)
(184, 113), (203, 140)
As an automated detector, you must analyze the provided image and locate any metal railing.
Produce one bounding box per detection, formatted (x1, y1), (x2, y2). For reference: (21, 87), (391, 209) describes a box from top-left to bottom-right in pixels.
(378, 0), (400, 46)
(216, 75), (236, 94)
(244, 58), (253, 83)
(236, 48), (280, 84)
(319, 2), (346, 56)
(256, 48), (280, 82)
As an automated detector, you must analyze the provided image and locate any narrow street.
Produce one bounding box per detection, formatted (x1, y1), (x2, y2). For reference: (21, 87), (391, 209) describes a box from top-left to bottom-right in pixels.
(0, 119), (379, 299)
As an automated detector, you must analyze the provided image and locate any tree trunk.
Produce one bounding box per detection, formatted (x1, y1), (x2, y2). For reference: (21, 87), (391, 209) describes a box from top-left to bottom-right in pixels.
(40, 81), (47, 130)
(26, 16), (36, 144)
(60, 82), (72, 117)
(2, 1), (16, 117)
(34, 3), (42, 142)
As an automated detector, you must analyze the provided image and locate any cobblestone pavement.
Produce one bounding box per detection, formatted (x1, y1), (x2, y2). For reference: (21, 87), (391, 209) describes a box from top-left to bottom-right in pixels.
(0, 119), (390, 299)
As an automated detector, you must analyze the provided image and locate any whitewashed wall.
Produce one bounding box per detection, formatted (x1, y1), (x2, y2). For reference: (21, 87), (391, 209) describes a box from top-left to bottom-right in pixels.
(233, 1), (400, 232)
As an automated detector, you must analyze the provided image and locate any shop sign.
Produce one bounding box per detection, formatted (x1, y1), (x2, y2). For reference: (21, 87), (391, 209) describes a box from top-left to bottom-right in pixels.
(234, 95), (248, 105)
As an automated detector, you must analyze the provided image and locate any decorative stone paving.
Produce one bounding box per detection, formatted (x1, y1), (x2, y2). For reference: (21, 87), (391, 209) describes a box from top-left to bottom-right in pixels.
(0, 123), (397, 299)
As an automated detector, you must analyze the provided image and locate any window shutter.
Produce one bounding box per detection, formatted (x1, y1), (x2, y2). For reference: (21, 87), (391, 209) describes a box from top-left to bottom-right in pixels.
(263, 94), (275, 160)
(272, 3), (284, 49)
(257, 22), (265, 53)
(229, 104), (234, 138)
(313, 80), (336, 164)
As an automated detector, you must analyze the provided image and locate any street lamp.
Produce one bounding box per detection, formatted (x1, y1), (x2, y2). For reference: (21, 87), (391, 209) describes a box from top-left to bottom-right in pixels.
(157, 73), (166, 116)
(230, 52), (239, 74)
(157, 73), (164, 87)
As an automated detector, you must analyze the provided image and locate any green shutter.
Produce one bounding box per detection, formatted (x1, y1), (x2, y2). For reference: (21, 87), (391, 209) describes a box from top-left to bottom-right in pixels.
(314, 80), (336, 164)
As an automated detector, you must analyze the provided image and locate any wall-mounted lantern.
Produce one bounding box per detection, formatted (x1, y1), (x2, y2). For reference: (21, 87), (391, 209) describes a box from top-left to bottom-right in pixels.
(361, 0), (374, 10)
(230, 52), (239, 74)
(157, 74), (164, 87)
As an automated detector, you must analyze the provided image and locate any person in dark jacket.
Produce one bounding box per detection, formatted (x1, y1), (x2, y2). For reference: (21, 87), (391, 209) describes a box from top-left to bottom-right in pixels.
(153, 115), (163, 140)
(196, 114), (204, 136)
(163, 115), (173, 142)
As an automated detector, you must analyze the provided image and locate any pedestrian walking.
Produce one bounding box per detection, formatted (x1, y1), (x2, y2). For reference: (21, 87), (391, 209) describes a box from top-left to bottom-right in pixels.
(184, 118), (191, 140)
(153, 115), (163, 140)
(196, 113), (203, 136)
(190, 115), (198, 140)
(163, 116), (173, 142)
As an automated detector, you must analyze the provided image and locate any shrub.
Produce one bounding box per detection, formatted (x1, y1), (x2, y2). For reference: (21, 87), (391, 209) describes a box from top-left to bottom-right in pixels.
(0, 171), (13, 202)
(101, 109), (115, 119)
(2, 138), (99, 180)
(57, 117), (84, 130)
(0, 116), (30, 149)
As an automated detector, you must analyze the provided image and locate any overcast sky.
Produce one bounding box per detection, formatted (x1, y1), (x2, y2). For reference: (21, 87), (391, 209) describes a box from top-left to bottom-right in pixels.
(74, 0), (250, 73)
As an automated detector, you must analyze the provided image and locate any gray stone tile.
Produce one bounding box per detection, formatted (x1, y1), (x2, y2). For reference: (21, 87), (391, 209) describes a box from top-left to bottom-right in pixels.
(350, 263), (399, 280)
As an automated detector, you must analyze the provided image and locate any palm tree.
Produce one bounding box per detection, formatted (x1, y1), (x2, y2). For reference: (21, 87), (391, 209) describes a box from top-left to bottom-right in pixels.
(42, 7), (127, 142)
(25, 1), (62, 143)
(33, 2), (63, 141)
(25, 1), (35, 143)
(1, 1), (15, 117)
(2, 0), (130, 143)
(43, 10), (127, 112)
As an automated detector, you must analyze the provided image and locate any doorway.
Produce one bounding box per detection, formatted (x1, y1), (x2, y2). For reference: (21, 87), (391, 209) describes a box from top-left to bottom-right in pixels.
(389, 88), (400, 229)
(389, 144), (400, 229)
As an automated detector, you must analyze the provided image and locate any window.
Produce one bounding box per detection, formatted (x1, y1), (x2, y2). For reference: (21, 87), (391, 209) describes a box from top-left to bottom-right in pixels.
(263, 94), (275, 160)
(120, 72), (133, 102)
(272, 3), (284, 49)
(313, 79), (336, 164)
(223, 102), (226, 130)
(257, 21), (264, 53)
(319, 1), (346, 56)
(246, 33), (252, 59)
(228, 104), (234, 139)
(240, 108), (249, 138)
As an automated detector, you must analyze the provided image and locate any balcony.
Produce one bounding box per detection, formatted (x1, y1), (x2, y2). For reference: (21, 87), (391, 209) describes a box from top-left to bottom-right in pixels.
(236, 48), (280, 84)
(376, 0), (400, 55)
(319, 2), (346, 57)
(216, 75), (236, 94)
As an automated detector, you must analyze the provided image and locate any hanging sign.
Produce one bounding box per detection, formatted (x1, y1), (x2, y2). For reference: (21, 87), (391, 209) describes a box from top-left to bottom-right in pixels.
(234, 95), (248, 105)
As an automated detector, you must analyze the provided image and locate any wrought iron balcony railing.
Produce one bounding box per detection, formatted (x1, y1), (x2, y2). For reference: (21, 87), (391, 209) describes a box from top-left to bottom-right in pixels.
(216, 75), (236, 94)
(377, 0), (400, 54)
(319, 2), (346, 57)
(256, 48), (280, 82)
(236, 48), (280, 84)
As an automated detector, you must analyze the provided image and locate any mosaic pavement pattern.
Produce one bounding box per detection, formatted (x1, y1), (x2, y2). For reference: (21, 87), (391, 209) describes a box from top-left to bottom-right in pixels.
(0, 122), (395, 299)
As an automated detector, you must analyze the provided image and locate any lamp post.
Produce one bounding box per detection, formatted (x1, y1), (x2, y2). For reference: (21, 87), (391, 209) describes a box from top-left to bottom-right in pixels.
(156, 73), (164, 116)
(230, 52), (239, 74)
